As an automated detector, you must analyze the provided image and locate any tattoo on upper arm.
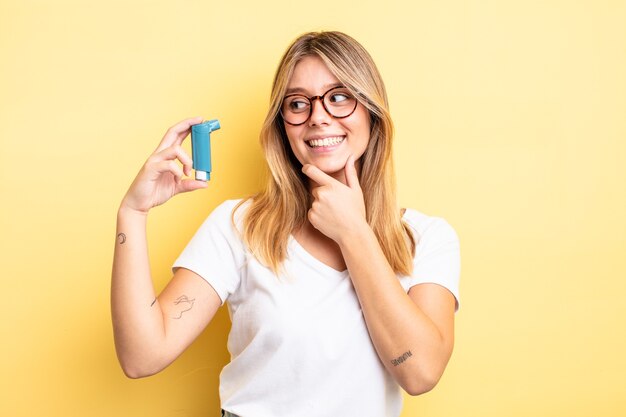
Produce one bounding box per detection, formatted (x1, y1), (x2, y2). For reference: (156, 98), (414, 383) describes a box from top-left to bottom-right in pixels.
(391, 350), (413, 366)
(171, 295), (195, 319)
(117, 233), (126, 244)
(150, 298), (156, 307)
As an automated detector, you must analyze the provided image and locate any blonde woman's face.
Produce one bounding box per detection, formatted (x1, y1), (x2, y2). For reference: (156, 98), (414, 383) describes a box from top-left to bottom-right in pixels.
(283, 55), (370, 180)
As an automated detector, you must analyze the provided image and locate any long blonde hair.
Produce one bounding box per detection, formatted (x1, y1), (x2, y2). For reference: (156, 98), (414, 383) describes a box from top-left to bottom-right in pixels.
(234, 31), (416, 275)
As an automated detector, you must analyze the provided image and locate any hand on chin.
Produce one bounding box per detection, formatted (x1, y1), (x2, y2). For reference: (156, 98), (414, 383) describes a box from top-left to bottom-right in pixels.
(307, 159), (348, 184)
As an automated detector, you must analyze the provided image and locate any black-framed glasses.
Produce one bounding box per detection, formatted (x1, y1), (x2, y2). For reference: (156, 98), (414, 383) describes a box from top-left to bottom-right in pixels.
(280, 86), (358, 126)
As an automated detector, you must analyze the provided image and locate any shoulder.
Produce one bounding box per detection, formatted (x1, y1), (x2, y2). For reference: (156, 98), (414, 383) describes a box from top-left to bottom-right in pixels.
(208, 198), (251, 224)
(194, 198), (252, 241)
(402, 208), (460, 248)
(401, 208), (462, 310)
(210, 198), (247, 216)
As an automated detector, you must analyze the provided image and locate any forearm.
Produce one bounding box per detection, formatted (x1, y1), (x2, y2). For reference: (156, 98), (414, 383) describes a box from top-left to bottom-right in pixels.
(111, 206), (166, 377)
(339, 225), (450, 395)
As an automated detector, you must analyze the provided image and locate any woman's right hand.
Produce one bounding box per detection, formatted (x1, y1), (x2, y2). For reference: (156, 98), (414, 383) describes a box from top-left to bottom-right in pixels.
(120, 117), (208, 215)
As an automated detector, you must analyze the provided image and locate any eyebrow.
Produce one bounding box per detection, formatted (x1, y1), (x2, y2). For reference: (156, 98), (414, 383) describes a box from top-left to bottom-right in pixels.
(285, 82), (344, 95)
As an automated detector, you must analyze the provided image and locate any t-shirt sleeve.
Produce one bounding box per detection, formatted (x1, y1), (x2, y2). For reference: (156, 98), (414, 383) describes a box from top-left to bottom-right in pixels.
(400, 216), (461, 311)
(171, 200), (246, 305)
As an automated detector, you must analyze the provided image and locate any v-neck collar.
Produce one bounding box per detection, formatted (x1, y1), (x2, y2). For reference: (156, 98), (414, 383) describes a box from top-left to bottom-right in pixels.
(287, 209), (409, 277)
(288, 235), (349, 277)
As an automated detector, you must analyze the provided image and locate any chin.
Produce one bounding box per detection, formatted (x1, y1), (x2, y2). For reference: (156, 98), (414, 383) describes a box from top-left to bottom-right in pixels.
(313, 160), (346, 176)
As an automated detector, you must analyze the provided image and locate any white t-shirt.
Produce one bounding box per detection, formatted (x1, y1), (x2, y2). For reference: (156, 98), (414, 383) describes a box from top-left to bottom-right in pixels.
(172, 199), (460, 417)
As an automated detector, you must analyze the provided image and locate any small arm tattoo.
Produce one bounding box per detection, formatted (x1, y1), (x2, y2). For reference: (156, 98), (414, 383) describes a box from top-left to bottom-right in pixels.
(117, 233), (126, 244)
(150, 298), (156, 307)
(171, 295), (195, 319)
(391, 351), (413, 367)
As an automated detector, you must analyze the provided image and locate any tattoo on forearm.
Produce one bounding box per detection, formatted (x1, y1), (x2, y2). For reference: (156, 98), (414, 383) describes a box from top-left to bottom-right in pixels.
(171, 295), (195, 319)
(150, 298), (156, 307)
(391, 350), (413, 366)
(117, 233), (126, 244)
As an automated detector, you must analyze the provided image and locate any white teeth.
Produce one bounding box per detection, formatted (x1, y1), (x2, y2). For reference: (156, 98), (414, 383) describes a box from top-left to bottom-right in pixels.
(307, 136), (345, 148)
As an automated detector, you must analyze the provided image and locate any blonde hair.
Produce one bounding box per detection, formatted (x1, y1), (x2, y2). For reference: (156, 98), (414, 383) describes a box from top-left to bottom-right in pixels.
(234, 31), (416, 275)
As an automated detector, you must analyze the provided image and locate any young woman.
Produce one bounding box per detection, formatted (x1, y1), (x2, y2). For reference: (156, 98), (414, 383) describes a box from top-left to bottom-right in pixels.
(112, 31), (460, 417)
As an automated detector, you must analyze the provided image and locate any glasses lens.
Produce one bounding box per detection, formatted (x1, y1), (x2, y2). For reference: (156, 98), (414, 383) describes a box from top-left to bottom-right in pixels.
(324, 87), (357, 118)
(282, 95), (310, 125)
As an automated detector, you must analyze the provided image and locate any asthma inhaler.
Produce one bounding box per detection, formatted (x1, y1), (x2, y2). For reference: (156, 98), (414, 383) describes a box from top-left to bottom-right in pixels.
(191, 119), (221, 181)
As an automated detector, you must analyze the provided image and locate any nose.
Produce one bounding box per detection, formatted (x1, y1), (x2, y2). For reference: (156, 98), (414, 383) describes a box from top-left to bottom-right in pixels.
(308, 97), (331, 126)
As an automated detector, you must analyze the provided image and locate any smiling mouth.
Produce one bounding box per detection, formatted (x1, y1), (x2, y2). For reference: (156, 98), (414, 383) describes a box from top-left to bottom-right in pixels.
(306, 136), (346, 148)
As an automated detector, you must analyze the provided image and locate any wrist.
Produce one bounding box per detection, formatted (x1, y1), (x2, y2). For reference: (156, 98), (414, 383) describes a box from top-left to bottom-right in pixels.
(118, 203), (149, 220)
(337, 219), (373, 248)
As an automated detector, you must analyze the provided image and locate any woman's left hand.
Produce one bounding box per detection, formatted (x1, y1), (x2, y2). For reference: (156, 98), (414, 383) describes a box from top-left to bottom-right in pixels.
(301, 155), (368, 244)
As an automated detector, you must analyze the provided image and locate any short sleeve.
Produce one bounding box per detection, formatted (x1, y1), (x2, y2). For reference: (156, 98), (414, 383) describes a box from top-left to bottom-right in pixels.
(399, 213), (461, 311)
(172, 199), (246, 305)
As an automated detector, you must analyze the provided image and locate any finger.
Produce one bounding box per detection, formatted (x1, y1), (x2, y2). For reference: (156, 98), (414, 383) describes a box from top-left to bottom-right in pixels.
(176, 179), (208, 194)
(301, 164), (336, 186)
(156, 116), (204, 152)
(153, 159), (185, 182)
(156, 145), (194, 177)
(344, 155), (360, 189)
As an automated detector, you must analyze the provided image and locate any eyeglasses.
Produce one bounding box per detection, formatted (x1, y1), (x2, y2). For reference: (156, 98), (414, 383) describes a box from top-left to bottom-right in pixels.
(280, 86), (358, 126)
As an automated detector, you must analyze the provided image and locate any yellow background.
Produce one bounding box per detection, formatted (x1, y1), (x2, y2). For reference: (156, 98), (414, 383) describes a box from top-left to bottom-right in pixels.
(1, 0), (625, 416)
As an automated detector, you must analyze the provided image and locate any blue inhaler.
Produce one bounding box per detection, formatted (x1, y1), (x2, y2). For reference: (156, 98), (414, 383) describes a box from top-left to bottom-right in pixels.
(191, 119), (221, 181)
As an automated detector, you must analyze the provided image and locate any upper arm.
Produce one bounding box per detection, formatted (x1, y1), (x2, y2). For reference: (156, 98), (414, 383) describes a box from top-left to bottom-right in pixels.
(405, 215), (460, 361)
(154, 267), (223, 369)
(408, 283), (456, 359)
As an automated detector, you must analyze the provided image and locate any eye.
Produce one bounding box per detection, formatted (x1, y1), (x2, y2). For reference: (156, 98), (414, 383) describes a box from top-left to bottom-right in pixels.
(329, 89), (353, 104)
(287, 97), (310, 112)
